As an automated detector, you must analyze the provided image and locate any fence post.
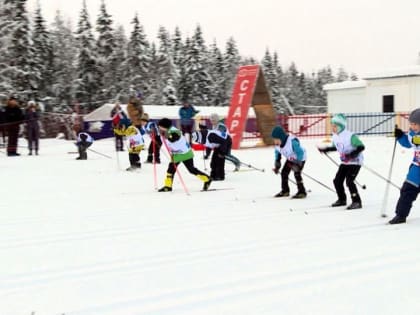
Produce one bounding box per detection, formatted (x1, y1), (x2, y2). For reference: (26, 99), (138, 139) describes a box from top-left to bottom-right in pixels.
(323, 113), (332, 143)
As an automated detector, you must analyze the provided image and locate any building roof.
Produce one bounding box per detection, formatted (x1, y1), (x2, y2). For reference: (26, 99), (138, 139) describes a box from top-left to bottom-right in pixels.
(363, 65), (420, 80)
(323, 80), (367, 91)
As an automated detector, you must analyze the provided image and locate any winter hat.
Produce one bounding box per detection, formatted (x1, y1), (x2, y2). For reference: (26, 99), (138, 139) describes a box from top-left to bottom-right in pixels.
(409, 108), (420, 125)
(331, 113), (347, 132)
(271, 126), (287, 142)
(210, 113), (220, 124)
(158, 118), (172, 129)
(140, 113), (149, 121)
(217, 122), (227, 133)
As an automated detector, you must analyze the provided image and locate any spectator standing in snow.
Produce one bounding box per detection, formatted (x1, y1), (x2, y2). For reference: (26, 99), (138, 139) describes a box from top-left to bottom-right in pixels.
(318, 113), (365, 209)
(110, 102), (129, 151)
(0, 102), (6, 147)
(25, 101), (41, 155)
(178, 101), (199, 142)
(271, 125), (307, 199)
(389, 108), (420, 224)
(4, 96), (24, 156)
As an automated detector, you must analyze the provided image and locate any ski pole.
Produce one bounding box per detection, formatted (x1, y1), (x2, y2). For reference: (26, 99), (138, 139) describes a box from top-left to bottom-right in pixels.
(151, 133), (158, 190)
(322, 152), (367, 189)
(380, 137), (398, 218)
(239, 161), (265, 172)
(115, 147), (121, 170)
(301, 171), (335, 193)
(161, 135), (190, 195)
(87, 148), (113, 159)
(362, 164), (400, 190)
(203, 148), (207, 170)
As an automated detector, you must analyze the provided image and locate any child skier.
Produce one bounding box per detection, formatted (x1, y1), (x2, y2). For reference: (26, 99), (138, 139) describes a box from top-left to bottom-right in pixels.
(205, 113), (241, 171)
(142, 114), (162, 164)
(271, 125), (307, 198)
(157, 118), (211, 192)
(192, 122), (232, 181)
(318, 113), (365, 209)
(75, 132), (93, 160)
(389, 108), (420, 224)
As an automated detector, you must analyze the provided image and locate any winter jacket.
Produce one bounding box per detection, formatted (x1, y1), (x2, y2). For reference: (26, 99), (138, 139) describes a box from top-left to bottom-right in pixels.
(398, 129), (420, 186)
(179, 105), (199, 126)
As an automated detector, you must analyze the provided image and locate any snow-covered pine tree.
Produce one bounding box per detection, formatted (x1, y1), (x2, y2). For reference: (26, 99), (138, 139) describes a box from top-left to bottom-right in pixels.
(32, 1), (53, 99)
(74, 0), (100, 110)
(49, 11), (78, 109)
(313, 66), (336, 111)
(177, 37), (192, 103)
(336, 67), (349, 82)
(6, 0), (35, 99)
(96, 0), (115, 101)
(126, 13), (150, 98)
(0, 0), (15, 93)
(162, 79), (177, 106)
(222, 37), (241, 105)
(273, 52), (287, 114)
(179, 25), (212, 106)
(262, 49), (281, 112)
(207, 40), (226, 106)
(149, 26), (177, 105)
(283, 62), (301, 114)
(107, 25), (129, 102)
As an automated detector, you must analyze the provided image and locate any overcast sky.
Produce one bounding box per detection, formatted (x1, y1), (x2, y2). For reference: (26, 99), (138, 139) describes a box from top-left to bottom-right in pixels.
(26, 0), (420, 77)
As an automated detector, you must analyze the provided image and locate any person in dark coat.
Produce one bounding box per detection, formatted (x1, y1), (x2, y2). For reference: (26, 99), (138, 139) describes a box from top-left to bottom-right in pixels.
(4, 96), (24, 156)
(25, 101), (40, 155)
(110, 102), (128, 151)
(178, 101), (199, 142)
(0, 103), (5, 147)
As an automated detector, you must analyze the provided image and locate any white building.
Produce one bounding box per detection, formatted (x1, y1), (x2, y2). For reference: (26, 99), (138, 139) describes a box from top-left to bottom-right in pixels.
(324, 66), (420, 113)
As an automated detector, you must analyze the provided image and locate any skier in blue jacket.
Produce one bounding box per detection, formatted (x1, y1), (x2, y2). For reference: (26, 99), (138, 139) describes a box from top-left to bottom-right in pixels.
(389, 108), (420, 224)
(271, 125), (307, 199)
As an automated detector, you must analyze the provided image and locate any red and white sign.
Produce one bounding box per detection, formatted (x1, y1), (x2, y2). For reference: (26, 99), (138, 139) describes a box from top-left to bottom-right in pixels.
(225, 65), (259, 149)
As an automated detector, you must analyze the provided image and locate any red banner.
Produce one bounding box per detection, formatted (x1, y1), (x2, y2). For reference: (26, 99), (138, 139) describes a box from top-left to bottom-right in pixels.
(225, 65), (259, 149)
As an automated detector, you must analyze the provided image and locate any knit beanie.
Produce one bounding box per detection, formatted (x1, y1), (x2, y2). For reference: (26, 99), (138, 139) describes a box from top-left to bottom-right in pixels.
(331, 113), (347, 132)
(409, 108), (420, 125)
(158, 118), (172, 129)
(140, 113), (149, 121)
(210, 113), (220, 124)
(271, 126), (287, 142)
(217, 122), (227, 133)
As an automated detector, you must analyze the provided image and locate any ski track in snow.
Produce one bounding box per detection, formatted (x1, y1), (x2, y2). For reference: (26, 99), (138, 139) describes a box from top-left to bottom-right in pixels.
(2, 137), (420, 315)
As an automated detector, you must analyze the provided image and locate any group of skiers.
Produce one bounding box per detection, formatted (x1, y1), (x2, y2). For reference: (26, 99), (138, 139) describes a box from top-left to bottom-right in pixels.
(271, 109), (420, 225)
(74, 102), (420, 226)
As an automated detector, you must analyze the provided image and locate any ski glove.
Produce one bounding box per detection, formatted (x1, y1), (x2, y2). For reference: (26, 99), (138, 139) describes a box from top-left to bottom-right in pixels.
(273, 160), (281, 174)
(394, 127), (404, 139)
(344, 145), (365, 160)
(412, 135), (420, 145)
(318, 146), (336, 154)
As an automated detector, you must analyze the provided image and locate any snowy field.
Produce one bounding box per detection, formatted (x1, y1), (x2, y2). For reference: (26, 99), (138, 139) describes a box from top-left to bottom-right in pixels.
(1, 135), (420, 315)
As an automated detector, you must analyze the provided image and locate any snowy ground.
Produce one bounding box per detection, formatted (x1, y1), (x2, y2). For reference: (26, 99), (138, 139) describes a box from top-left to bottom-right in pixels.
(1, 136), (420, 315)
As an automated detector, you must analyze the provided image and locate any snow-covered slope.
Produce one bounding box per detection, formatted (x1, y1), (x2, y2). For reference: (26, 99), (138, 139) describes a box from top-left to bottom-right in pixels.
(1, 136), (419, 315)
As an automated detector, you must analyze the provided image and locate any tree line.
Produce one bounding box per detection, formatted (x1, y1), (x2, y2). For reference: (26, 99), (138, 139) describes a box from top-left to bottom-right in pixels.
(0, 0), (358, 114)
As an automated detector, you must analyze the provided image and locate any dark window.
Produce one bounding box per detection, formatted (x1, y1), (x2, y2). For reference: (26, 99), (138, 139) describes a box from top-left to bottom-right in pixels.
(383, 95), (394, 112)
